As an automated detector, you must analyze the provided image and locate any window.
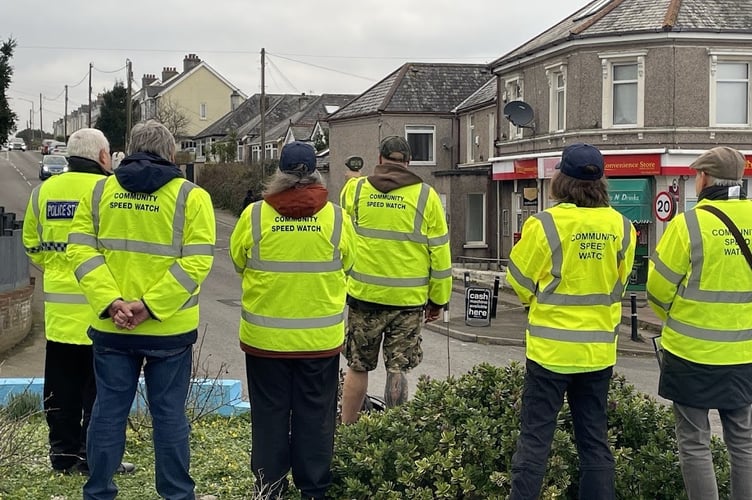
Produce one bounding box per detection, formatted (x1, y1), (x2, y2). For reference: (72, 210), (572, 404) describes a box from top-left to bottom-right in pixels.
(599, 51), (646, 128)
(710, 57), (750, 126)
(405, 125), (435, 165)
(265, 142), (277, 160)
(251, 145), (261, 163)
(466, 115), (475, 163)
(465, 193), (486, 245)
(505, 77), (524, 139)
(199, 103), (207, 120)
(546, 64), (567, 132)
(237, 143), (244, 162)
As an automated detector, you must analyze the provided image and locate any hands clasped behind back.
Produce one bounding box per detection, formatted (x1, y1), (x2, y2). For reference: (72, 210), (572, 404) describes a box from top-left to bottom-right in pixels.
(108, 299), (151, 330)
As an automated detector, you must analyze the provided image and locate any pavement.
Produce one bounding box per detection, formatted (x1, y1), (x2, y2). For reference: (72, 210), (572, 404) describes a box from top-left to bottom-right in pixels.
(424, 279), (662, 357)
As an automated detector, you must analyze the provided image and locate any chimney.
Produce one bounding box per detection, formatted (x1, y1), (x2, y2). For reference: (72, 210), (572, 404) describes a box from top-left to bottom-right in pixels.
(142, 73), (157, 89)
(162, 66), (178, 82)
(230, 90), (242, 111)
(298, 92), (311, 111)
(183, 53), (201, 73)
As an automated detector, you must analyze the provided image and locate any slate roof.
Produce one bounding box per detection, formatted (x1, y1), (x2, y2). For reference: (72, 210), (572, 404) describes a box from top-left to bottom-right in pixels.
(454, 77), (497, 113)
(330, 63), (491, 121)
(492, 0), (752, 67)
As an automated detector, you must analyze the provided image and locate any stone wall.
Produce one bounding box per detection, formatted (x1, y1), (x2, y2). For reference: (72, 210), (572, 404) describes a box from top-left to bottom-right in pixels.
(0, 277), (34, 354)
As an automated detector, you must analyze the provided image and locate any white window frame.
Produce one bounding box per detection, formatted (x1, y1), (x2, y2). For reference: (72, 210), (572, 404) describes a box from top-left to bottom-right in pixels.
(709, 52), (752, 127)
(466, 115), (475, 163)
(464, 192), (487, 247)
(199, 102), (207, 120)
(237, 143), (244, 162)
(504, 75), (524, 139)
(599, 51), (646, 128)
(546, 63), (567, 133)
(251, 145), (261, 163)
(405, 125), (435, 165)
(265, 142), (277, 160)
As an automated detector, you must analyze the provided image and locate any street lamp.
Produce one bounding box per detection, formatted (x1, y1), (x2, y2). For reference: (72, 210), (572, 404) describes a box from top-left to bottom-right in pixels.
(10, 96), (35, 143)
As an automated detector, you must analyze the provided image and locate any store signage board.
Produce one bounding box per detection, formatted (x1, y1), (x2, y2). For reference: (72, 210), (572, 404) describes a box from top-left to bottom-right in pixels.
(465, 287), (492, 327)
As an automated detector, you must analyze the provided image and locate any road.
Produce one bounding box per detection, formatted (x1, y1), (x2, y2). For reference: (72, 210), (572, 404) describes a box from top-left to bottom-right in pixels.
(0, 150), (669, 405)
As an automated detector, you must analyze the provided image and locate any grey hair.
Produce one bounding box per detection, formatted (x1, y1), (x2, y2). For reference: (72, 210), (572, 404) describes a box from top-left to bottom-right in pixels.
(128, 120), (176, 160)
(67, 128), (109, 162)
(263, 169), (323, 197)
(709, 176), (743, 187)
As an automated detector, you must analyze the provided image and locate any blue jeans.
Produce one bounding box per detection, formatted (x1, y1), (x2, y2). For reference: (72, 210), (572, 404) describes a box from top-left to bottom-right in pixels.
(83, 344), (194, 500)
(674, 403), (752, 500)
(510, 359), (615, 500)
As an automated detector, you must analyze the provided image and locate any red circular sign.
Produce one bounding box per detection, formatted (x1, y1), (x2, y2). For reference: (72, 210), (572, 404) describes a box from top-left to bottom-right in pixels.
(654, 191), (674, 222)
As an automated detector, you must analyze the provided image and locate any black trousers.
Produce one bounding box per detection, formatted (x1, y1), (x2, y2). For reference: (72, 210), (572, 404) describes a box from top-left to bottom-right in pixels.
(245, 354), (339, 500)
(44, 340), (96, 470)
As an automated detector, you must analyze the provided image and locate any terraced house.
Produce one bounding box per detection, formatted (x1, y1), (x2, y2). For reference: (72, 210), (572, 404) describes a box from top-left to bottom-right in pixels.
(441, 0), (752, 291)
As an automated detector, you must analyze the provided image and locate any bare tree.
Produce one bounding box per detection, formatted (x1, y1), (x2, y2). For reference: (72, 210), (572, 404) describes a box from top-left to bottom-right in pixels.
(154, 97), (190, 140)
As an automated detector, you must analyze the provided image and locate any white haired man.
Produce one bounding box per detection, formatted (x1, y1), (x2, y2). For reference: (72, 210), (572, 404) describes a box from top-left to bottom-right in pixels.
(23, 128), (134, 476)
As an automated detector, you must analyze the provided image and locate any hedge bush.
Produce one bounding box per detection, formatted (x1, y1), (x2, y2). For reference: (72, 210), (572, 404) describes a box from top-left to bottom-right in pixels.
(330, 363), (730, 499)
(200, 161), (277, 216)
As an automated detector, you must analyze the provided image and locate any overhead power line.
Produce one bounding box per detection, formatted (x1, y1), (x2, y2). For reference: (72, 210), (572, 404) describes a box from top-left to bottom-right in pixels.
(267, 52), (375, 81)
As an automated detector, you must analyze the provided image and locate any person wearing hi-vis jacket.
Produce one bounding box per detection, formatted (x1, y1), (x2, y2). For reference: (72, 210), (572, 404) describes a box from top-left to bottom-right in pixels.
(506, 143), (636, 500)
(648, 146), (752, 500)
(230, 141), (356, 500)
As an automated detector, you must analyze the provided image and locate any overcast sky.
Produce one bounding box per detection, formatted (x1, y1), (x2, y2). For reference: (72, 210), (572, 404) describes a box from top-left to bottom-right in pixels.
(3, 0), (585, 134)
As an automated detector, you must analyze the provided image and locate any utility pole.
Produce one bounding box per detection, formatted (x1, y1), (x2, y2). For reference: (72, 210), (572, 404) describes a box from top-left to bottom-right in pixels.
(39, 93), (43, 137)
(126, 59), (132, 151)
(64, 85), (68, 139)
(88, 62), (92, 127)
(260, 47), (266, 174)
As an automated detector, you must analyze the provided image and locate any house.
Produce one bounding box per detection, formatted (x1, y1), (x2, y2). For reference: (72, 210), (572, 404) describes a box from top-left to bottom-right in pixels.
(436, 77), (499, 266)
(444, 0), (752, 291)
(132, 54), (246, 148)
(326, 63), (492, 201)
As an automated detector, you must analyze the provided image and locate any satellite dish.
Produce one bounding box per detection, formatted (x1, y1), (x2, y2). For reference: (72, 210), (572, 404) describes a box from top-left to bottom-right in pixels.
(504, 100), (535, 127)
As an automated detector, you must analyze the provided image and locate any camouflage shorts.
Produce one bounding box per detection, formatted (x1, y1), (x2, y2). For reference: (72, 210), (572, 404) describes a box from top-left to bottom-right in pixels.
(345, 307), (423, 372)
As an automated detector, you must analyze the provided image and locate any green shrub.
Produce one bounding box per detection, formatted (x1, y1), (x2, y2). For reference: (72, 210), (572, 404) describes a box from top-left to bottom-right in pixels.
(329, 363), (730, 500)
(3, 391), (42, 421)
(200, 161), (277, 216)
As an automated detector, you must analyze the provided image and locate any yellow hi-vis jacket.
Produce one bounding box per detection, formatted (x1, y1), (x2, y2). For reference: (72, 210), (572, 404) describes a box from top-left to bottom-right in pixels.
(340, 177), (452, 307)
(229, 201), (356, 354)
(507, 204), (636, 370)
(647, 198), (752, 365)
(23, 172), (105, 344)
(66, 177), (215, 335)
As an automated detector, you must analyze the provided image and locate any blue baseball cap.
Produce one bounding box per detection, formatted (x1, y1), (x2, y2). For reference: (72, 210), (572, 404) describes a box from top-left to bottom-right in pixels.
(556, 143), (604, 180)
(279, 141), (316, 175)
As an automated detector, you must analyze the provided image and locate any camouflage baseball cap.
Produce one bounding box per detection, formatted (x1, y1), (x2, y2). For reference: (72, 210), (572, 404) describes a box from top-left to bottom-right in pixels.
(379, 136), (411, 162)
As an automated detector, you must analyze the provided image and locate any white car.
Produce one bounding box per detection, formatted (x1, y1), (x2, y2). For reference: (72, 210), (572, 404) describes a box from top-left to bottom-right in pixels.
(10, 140), (26, 151)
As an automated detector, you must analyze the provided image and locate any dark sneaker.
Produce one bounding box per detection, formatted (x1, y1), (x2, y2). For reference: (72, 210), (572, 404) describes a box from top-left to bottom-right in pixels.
(116, 462), (136, 474)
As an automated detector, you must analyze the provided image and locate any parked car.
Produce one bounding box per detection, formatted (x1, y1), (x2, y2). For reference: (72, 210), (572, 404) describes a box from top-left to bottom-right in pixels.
(50, 145), (68, 156)
(39, 155), (69, 180)
(10, 140), (26, 151)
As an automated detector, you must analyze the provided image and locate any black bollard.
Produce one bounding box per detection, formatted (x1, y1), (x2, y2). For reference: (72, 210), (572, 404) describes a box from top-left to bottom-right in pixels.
(463, 271), (470, 289)
(630, 293), (638, 341)
(491, 276), (500, 319)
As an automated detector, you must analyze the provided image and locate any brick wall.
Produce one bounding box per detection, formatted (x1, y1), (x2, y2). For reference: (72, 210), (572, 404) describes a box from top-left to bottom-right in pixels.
(0, 277), (35, 354)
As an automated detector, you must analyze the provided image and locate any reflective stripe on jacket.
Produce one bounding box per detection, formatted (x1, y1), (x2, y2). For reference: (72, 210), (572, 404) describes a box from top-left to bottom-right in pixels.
(23, 172), (105, 344)
(340, 177), (451, 307)
(229, 201), (356, 353)
(66, 176), (215, 336)
(647, 199), (752, 365)
(507, 204), (636, 370)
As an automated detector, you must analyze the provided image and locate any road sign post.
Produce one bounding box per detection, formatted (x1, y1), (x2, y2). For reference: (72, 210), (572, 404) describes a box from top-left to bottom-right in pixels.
(654, 191), (674, 222)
